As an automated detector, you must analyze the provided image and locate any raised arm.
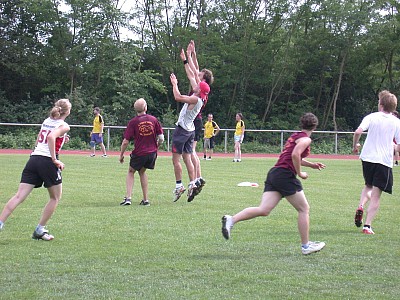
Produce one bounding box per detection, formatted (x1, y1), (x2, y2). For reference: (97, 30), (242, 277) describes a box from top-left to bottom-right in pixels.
(170, 73), (199, 105)
(181, 48), (197, 89)
(187, 41), (201, 85)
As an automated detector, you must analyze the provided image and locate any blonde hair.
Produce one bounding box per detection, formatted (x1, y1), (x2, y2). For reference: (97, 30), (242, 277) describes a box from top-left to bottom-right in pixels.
(379, 90), (397, 113)
(50, 99), (71, 119)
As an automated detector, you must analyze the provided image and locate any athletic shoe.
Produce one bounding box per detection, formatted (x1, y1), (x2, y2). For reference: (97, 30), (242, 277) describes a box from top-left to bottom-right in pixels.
(199, 178), (206, 187)
(354, 207), (363, 227)
(301, 241), (326, 255)
(139, 200), (150, 206)
(102, 154), (108, 158)
(173, 186), (186, 202)
(0, 222), (4, 231)
(237, 159), (242, 162)
(362, 226), (375, 234)
(194, 178), (206, 197)
(206, 157), (212, 160)
(221, 215), (233, 240)
(90, 154), (95, 157)
(120, 197), (131, 206)
(187, 182), (199, 202)
(32, 229), (54, 241)
(232, 159), (237, 162)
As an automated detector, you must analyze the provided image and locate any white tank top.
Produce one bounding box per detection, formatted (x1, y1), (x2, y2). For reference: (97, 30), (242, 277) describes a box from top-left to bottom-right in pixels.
(32, 117), (67, 157)
(176, 98), (203, 131)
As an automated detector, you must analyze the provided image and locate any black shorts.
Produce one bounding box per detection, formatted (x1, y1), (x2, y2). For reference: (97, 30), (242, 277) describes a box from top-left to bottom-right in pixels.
(129, 152), (157, 171)
(263, 167), (303, 197)
(194, 118), (202, 142)
(362, 160), (393, 194)
(172, 126), (195, 154)
(21, 155), (62, 188)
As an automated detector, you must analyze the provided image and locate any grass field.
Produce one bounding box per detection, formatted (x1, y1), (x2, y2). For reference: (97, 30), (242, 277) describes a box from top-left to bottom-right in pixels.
(0, 154), (399, 299)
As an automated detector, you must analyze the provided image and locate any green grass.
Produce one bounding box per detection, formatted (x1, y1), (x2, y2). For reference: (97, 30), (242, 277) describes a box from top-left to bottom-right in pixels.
(0, 154), (399, 299)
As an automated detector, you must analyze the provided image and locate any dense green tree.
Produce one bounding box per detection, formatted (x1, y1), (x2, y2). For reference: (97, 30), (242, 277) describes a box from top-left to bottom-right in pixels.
(0, 0), (399, 135)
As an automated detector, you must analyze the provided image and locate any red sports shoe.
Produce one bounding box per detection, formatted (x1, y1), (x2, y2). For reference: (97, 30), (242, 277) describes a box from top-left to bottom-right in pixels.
(354, 207), (363, 227)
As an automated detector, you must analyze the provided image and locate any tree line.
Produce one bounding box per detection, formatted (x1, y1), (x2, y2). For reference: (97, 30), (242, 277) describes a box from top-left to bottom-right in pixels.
(0, 0), (399, 134)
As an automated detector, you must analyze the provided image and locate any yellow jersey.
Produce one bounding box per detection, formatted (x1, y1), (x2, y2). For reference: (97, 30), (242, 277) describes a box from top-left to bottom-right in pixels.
(92, 115), (104, 133)
(204, 121), (219, 138)
(235, 120), (244, 136)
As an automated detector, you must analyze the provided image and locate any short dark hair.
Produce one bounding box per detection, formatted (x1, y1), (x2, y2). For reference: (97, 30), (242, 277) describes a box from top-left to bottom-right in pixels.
(300, 113), (318, 130)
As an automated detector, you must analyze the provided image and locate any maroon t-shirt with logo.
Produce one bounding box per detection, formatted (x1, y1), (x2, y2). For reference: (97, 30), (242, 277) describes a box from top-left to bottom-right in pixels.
(274, 131), (310, 175)
(124, 114), (163, 156)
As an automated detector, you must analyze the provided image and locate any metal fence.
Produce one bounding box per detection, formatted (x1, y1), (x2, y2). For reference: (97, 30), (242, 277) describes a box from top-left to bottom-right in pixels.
(0, 122), (358, 154)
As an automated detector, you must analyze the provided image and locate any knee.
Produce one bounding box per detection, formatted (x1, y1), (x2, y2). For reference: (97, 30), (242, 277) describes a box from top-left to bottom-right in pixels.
(259, 210), (270, 217)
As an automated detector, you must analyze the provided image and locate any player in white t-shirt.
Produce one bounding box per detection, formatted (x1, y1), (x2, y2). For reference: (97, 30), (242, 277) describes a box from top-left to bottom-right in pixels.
(352, 90), (400, 234)
(0, 99), (71, 240)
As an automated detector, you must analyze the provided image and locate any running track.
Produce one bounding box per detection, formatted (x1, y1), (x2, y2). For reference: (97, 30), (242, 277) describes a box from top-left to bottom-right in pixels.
(0, 149), (359, 160)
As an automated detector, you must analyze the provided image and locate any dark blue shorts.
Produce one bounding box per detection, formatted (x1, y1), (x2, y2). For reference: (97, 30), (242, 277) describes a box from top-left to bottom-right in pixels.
(21, 155), (62, 188)
(263, 167), (303, 197)
(172, 126), (195, 154)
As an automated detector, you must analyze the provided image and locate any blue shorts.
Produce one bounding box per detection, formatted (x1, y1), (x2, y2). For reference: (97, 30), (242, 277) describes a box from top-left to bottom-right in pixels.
(172, 126), (195, 154)
(234, 135), (242, 143)
(91, 133), (104, 144)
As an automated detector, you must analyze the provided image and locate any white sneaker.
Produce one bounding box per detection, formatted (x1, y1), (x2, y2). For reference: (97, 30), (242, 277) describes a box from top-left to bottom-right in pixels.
(101, 154), (108, 158)
(173, 186), (186, 202)
(301, 241), (326, 255)
(362, 226), (375, 234)
(221, 215), (233, 240)
(32, 229), (54, 241)
(0, 222), (4, 231)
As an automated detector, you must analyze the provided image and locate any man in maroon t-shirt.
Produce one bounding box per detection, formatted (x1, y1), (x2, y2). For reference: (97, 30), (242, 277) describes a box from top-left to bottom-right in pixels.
(119, 98), (164, 206)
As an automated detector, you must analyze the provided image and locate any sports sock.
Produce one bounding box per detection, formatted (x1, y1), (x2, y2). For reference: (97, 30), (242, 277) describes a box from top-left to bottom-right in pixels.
(35, 224), (45, 234)
(301, 243), (309, 249)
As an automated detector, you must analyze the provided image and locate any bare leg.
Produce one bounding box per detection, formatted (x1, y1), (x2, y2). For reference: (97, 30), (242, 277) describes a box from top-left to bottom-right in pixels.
(359, 185), (372, 208)
(172, 153), (183, 182)
(364, 186), (382, 226)
(0, 183), (35, 223)
(100, 142), (107, 155)
(138, 168), (148, 200)
(191, 141), (201, 178)
(182, 152), (196, 182)
(232, 191), (282, 223)
(125, 167), (135, 199)
(286, 191), (310, 245)
(234, 141), (241, 160)
(38, 184), (63, 226)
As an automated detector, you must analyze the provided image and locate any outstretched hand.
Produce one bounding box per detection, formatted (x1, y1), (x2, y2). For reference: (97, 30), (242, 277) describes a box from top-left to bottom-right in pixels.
(170, 73), (178, 85)
(313, 162), (326, 170)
